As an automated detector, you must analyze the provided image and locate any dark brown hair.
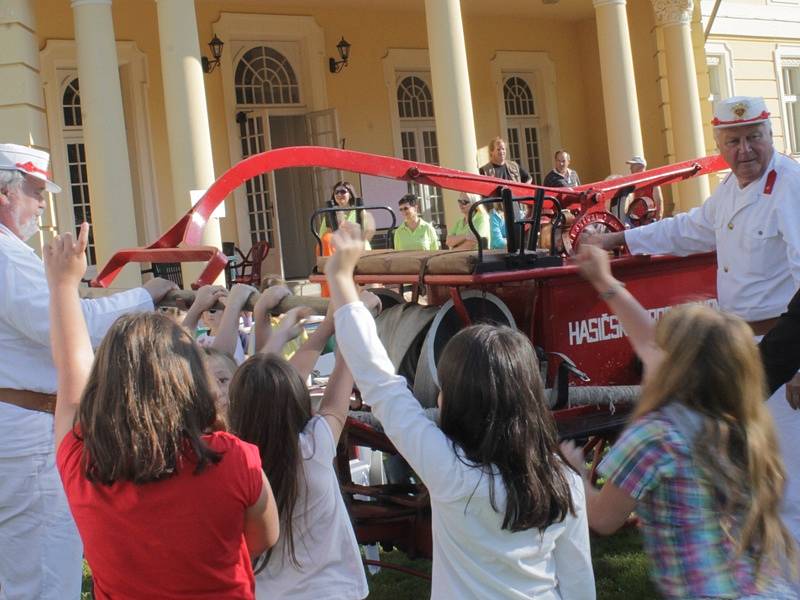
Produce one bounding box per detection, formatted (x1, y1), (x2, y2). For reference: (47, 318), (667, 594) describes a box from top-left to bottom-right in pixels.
(78, 312), (221, 485)
(228, 353), (312, 569)
(437, 324), (575, 531)
(325, 180), (362, 231)
(398, 193), (419, 208)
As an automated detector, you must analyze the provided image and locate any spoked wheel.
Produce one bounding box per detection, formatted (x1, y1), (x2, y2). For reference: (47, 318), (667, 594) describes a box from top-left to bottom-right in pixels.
(565, 211), (628, 255)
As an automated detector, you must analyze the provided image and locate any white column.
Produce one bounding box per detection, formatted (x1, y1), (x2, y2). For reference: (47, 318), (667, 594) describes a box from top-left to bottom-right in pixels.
(155, 0), (223, 284)
(424, 0), (479, 229)
(71, 0), (140, 286)
(0, 0), (56, 249)
(652, 0), (710, 210)
(593, 0), (644, 174)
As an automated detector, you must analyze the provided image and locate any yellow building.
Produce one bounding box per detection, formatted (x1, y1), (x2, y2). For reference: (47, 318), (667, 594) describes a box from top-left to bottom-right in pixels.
(1, 0), (788, 282)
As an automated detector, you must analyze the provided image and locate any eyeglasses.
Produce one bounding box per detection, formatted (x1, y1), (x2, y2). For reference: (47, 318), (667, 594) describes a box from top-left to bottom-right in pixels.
(457, 199), (472, 206)
(334, 188), (349, 195)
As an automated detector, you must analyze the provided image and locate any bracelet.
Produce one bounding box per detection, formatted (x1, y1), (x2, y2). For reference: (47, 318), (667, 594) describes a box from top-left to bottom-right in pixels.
(319, 411), (346, 428)
(599, 281), (625, 301)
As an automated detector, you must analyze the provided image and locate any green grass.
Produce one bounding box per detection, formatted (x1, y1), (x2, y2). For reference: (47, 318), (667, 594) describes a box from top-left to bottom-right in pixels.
(81, 527), (658, 599)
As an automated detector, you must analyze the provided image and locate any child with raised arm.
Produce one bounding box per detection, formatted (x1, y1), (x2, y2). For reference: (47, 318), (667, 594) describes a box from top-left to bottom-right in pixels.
(325, 222), (595, 600)
(228, 293), (368, 600)
(45, 224), (279, 600)
(562, 244), (797, 600)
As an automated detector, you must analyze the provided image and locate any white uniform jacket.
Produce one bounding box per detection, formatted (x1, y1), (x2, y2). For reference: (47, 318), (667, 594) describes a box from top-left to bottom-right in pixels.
(625, 152), (800, 321)
(0, 224), (153, 456)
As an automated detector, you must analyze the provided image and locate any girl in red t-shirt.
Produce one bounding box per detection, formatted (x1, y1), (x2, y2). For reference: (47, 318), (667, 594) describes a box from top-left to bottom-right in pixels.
(44, 224), (280, 600)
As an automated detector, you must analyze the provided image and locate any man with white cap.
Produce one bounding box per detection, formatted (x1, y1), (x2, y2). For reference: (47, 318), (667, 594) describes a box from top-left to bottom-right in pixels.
(583, 96), (800, 554)
(0, 143), (176, 598)
(625, 155), (663, 223)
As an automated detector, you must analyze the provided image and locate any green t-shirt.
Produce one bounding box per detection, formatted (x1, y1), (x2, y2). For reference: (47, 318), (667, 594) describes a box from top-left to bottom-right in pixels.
(393, 218), (441, 251)
(450, 209), (490, 246)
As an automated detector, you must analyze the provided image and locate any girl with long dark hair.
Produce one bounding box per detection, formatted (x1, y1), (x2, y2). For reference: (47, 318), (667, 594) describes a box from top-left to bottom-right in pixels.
(228, 293), (370, 600)
(325, 222), (595, 599)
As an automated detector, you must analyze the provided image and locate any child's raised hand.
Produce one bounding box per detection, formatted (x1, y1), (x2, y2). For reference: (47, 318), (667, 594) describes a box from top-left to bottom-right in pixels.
(228, 283), (258, 311)
(576, 244), (613, 287)
(274, 306), (314, 343)
(327, 222), (364, 279)
(44, 222), (89, 289)
(253, 284), (291, 319)
(193, 284), (228, 312)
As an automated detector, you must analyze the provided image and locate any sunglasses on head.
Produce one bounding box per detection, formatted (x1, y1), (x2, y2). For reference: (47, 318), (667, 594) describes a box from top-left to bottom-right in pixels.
(334, 188), (349, 195)
(457, 198), (472, 206)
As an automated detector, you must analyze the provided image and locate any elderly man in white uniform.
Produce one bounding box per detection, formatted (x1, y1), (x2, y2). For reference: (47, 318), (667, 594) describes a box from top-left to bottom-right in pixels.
(0, 144), (176, 599)
(585, 96), (800, 552)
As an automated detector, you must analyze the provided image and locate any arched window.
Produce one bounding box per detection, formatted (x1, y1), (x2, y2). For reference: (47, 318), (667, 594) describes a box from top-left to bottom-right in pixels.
(396, 74), (441, 224)
(502, 74), (542, 183)
(62, 78), (82, 127)
(397, 76), (434, 119)
(235, 46), (300, 105)
(503, 76), (536, 117)
(61, 76), (96, 265)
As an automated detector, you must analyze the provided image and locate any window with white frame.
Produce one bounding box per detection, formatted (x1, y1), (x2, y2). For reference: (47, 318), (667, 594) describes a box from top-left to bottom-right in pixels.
(396, 74), (443, 225)
(706, 55), (723, 105)
(704, 43), (734, 109)
(502, 74), (542, 184)
(61, 76), (96, 266)
(235, 46), (300, 106)
(781, 57), (800, 154)
(234, 45), (304, 245)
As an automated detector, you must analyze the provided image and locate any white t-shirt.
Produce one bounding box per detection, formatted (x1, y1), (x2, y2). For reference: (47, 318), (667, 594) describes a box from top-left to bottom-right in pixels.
(335, 302), (596, 600)
(255, 416), (368, 600)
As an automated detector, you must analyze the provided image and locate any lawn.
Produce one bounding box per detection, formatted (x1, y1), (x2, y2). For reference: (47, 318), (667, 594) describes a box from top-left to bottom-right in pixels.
(365, 527), (658, 599)
(81, 527), (658, 599)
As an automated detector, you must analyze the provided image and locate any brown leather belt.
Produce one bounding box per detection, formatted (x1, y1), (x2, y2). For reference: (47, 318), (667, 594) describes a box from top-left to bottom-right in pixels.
(0, 388), (56, 414)
(748, 317), (779, 337)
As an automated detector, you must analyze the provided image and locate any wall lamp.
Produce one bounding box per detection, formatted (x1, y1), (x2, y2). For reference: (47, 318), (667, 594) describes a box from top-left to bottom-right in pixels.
(329, 37), (351, 74)
(201, 34), (224, 74)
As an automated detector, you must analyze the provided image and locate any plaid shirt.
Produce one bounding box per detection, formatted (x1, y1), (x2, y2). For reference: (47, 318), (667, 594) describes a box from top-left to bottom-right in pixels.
(599, 408), (775, 599)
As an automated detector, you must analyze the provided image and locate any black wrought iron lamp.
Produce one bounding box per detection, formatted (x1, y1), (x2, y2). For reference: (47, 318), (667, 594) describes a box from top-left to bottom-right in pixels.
(201, 34), (224, 74)
(329, 37), (351, 74)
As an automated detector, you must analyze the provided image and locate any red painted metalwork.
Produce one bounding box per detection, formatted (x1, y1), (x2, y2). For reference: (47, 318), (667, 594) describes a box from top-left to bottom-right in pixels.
(85, 145), (727, 566)
(90, 146), (728, 288)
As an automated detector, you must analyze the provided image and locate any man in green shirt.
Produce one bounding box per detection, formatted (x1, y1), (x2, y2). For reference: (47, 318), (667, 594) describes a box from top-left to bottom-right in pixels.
(393, 194), (441, 251)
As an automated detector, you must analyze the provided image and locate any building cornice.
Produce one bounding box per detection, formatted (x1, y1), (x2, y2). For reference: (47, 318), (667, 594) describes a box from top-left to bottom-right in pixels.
(651, 0), (693, 27)
(70, 0), (111, 8)
(592, 0), (626, 8)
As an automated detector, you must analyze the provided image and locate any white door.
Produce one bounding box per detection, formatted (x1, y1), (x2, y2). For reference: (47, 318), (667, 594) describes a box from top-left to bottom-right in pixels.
(305, 108), (342, 211)
(234, 109), (283, 277)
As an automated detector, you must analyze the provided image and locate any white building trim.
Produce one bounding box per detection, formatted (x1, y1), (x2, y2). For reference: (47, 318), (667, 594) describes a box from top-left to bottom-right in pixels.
(775, 44), (800, 156)
(39, 39), (161, 245)
(382, 48), (432, 159)
(702, 0), (800, 38)
(489, 51), (561, 170)
(212, 13), (328, 257)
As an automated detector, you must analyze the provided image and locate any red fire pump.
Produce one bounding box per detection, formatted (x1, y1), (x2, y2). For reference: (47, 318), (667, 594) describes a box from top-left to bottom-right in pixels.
(90, 147), (727, 569)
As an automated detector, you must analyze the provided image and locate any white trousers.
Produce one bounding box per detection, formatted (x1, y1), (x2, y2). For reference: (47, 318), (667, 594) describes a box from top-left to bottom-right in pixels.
(766, 385), (800, 580)
(0, 452), (83, 600)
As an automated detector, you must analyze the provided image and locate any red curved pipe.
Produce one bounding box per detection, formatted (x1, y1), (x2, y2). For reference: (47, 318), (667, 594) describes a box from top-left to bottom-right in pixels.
(91, 146), (728, 288)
